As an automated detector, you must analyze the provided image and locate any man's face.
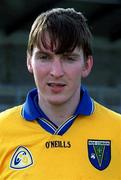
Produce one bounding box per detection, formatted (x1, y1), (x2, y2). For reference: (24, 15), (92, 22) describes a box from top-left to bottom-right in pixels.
(27, 33), (93, 106)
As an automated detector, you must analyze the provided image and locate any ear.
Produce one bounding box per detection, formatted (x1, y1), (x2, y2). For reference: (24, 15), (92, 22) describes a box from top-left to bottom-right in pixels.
(81, 56), (93, 78)
(27, 52), (33, 73)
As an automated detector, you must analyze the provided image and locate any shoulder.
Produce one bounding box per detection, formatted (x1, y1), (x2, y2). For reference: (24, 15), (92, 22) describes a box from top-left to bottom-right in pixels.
(0, 105), (23, 124)
(0, 105), (24, 138)
(93, 100), (121, 121)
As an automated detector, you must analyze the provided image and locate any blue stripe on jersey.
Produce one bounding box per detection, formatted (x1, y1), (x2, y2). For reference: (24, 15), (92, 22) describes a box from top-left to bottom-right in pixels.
(55, 115), (77, 135)
(22, 86), (94, 135)
(37, 115), (77, 135)
(37, 118), (57, 134)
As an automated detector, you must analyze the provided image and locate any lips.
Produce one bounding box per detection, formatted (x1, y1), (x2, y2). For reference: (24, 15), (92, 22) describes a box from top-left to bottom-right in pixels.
(47, 82), (66, 93)
(47, 82), (66, 87)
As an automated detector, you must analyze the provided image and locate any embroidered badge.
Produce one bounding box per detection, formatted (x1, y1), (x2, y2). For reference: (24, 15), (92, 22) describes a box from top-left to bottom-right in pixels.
(10, 146), (33, 169)
(88, 139), (111, 170)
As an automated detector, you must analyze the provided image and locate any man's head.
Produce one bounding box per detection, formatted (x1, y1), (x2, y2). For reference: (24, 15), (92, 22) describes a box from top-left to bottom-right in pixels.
(27, 8), (93, 106)
(27, 8), (92, 60)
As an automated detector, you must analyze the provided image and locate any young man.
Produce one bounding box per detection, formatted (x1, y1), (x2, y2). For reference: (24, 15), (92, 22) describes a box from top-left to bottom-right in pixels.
(0, 8), (121, 179)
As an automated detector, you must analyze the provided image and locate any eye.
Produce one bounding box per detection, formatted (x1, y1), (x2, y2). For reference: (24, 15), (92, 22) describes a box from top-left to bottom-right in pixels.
(36, 53), (51, 62)
(67, 57), (76, 61)
(64, 56), (77, 63)
(38, 54), (48, 59)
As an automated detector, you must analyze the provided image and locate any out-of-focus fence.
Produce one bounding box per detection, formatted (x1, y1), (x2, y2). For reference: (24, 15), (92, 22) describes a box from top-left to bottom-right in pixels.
(0, 85), (121, 114)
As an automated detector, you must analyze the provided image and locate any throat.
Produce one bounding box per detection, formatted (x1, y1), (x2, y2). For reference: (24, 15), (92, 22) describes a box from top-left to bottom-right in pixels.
(45, 107), (73, 127)
(49, 114), (70, 127)
(39, 101), (75, 126)
(38, 88), (80, 126)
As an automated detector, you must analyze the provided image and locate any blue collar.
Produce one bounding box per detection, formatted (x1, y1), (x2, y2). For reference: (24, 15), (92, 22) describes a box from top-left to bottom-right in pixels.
(22, 87), (94, 121)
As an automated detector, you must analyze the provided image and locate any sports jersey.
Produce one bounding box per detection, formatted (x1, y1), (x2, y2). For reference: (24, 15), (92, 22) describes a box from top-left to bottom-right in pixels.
(0, 87), (121, 180)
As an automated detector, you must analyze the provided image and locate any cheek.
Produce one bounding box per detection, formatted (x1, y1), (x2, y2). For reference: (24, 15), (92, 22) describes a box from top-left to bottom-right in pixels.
(69, 66), (82, 81)
(32, 62), (42, 74)
(32, 64), (50, 82)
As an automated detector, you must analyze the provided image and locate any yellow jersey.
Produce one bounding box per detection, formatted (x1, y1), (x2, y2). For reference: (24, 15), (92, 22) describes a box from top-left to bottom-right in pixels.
(0, 88), (121, 179)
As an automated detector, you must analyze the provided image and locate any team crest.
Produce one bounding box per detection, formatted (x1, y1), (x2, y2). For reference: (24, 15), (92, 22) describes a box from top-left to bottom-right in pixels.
(10, 146), (33, 169)
(88, 140), (111, 170)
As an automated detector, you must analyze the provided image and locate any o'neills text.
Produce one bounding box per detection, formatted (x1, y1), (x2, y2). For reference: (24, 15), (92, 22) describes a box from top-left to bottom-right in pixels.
(45, 141), (71, 148)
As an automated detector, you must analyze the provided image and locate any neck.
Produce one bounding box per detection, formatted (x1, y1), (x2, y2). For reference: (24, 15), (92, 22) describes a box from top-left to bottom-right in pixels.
(38, 90), (80, 126)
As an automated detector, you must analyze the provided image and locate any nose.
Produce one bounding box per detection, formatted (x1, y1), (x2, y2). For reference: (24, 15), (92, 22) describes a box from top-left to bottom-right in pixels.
(50, 59), (64, 78)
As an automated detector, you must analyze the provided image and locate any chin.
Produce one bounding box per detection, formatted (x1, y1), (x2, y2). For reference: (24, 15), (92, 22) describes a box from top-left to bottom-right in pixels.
(47, 97), (68, 106)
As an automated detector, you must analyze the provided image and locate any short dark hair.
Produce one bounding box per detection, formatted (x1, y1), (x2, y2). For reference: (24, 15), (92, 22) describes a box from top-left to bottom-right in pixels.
(27, 8), (92, 59)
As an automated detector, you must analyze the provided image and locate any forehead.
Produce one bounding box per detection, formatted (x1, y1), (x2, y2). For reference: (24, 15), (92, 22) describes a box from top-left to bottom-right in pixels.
(37, 31), (57, 52)
(36, 31), (84, 55)
(33, 46), (84, 58)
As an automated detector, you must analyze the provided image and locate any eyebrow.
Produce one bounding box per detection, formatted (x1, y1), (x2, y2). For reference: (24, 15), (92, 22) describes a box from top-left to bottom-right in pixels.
(63, 52), (81, 57)
(35, 50), (52, 56)
(35, 49), (81, 58)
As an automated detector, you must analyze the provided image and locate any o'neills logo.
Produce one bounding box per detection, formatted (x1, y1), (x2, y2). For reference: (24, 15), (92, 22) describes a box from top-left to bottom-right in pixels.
(45, 141), (71, 148)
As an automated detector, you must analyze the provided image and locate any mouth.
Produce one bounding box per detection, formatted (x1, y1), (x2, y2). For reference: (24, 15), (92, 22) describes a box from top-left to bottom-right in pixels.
(47, 82), (66, 87)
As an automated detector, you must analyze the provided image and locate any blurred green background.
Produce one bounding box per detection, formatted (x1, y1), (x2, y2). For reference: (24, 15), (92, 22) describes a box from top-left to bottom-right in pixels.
(0, 0), (121, 113)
